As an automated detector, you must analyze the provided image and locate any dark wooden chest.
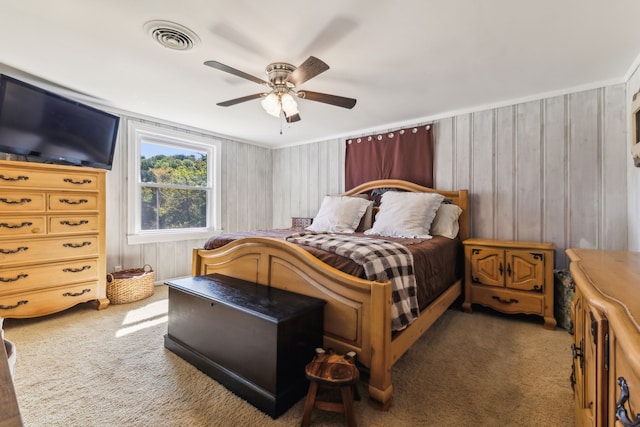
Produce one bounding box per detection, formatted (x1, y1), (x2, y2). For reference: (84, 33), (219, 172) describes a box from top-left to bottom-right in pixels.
(164, 274), (324, 418)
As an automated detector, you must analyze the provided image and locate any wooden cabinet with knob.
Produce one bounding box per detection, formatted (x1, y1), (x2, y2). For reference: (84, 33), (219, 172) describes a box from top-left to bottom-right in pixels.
(462, 238), (556, 329)
(0, 160), (108, 318)
(567, 248), (640, 427)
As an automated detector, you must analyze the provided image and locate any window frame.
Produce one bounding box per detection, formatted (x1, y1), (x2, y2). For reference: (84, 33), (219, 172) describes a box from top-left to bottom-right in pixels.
(127, 121), (221, 245)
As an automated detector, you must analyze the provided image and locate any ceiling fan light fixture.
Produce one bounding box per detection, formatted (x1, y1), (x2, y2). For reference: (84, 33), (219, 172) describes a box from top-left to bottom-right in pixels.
(281, 93), (298, 117)
(261, 93), (281, 117)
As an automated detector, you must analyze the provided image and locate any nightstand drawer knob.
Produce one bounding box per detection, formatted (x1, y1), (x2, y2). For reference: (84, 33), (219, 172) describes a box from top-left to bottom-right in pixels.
(491, 295), (518, 305)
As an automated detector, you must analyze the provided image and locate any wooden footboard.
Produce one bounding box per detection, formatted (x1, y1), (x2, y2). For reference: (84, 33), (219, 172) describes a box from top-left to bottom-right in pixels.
(192, 237), (462, 408)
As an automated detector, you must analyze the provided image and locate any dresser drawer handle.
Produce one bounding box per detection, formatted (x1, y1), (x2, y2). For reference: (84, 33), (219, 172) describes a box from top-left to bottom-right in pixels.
(0, 174), (29, 182)
(60, 220), (89, 226)
(0, 197), (32, 205)
(571, 339), (584, 369)
(0, 221), (33, 229)
(616, 377), (640, 427)
(63, 241), (92, 249)
(62, 288), (91, 297)
(59, 198), (89, 205)
(63, 265), (91, 273)
(0, 300), (28, 310)
(63, 178), (92, 185)
(0, 246), (29, 255)
(491, 296), (519, 305)
(0, 273), (28, 283)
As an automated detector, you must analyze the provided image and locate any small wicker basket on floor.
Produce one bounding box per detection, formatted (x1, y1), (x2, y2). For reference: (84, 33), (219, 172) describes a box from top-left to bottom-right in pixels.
(106, 264), (154, 304)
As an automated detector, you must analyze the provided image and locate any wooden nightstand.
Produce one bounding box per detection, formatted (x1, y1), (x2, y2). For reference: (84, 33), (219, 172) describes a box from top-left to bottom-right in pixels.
(462, 238), (556, 329)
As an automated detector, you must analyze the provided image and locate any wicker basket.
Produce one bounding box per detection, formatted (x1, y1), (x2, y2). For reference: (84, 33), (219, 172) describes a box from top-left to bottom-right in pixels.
(106, 264), (154, 304)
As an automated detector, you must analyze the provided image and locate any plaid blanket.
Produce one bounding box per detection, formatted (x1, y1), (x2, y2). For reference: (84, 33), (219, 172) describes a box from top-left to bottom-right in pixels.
(285, 232), (420, 331)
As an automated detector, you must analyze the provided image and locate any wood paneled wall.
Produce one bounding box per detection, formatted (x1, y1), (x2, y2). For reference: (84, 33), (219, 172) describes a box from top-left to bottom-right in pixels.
(272, 139), (345, 226)
(273, 84), (628, 268)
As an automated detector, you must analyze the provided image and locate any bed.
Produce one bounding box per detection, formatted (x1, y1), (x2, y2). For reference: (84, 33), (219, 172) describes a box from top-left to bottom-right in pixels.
(191, 179), (469, 409)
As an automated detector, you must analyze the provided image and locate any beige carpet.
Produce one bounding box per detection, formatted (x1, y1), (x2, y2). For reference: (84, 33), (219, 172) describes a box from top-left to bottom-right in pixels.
(4, 285), (574, 426)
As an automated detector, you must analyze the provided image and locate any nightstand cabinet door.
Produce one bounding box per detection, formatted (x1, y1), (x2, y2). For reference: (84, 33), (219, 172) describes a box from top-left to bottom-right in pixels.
(469, 247), (503, 287)
(506, 250), (546, 292)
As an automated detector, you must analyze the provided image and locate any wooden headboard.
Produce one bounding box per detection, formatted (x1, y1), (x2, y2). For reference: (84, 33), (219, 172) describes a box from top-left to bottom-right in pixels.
(341, 179), (469, 241)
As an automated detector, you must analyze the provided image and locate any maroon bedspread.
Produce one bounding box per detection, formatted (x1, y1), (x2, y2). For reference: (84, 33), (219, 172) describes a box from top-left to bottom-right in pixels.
(203, 229), (462, 310)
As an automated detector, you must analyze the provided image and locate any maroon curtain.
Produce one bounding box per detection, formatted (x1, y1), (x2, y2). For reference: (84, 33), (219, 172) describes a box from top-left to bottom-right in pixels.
(345, 125), (434, 190)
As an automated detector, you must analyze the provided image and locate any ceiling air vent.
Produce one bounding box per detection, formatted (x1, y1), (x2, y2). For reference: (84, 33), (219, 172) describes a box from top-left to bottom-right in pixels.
(144, 20), (200, 51)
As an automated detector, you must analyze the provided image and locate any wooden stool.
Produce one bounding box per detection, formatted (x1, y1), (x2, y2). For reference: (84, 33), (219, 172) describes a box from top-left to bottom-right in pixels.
(301, 348), (360, 427)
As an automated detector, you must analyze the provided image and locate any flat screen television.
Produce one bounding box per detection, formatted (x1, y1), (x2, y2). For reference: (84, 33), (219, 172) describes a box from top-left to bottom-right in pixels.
(0, 74), (119, 170)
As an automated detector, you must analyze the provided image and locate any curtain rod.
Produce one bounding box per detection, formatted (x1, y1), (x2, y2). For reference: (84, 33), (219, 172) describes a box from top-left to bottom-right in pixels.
(346, 122), (434, 142)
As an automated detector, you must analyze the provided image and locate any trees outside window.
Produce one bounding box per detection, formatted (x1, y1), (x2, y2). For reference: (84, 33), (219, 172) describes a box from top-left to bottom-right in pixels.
(140, 145), (207, 230)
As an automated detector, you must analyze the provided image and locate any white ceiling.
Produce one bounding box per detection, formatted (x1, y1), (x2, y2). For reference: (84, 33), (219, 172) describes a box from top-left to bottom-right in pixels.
(1, 0), (640, 148)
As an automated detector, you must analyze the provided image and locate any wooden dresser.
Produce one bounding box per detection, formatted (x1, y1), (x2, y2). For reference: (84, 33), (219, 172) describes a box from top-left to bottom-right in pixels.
(567, 248), (640, 427)
(0, 160), (108, 318)
(462, 238), (556, 329)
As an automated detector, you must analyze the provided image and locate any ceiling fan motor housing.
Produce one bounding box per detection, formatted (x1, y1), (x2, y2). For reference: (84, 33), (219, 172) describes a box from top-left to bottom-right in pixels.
(265, 63), (296, 89)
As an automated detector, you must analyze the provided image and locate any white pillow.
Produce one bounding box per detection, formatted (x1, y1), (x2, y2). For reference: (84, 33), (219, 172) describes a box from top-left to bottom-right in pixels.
(365, 191), (445, 238)
(430, 203), (463, 239)
(306, 196), (371, 233)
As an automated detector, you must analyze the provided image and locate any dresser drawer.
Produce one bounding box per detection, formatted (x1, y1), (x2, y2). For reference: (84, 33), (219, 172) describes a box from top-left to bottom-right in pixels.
(470, 286), (544, 315)
(0, 282), (97, 318)
(0, 235), (100, 266)
(0, 165), (100, 191)
(0, 191), (46, 212)
(48, 193), (98, 211)
(0, 216), (46, 236)
(0, 259), (99, 295)
(49, 214), (99, 234)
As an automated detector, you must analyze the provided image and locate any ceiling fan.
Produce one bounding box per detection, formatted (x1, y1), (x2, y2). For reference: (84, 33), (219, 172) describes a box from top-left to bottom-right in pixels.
(204, 56), (356, 123)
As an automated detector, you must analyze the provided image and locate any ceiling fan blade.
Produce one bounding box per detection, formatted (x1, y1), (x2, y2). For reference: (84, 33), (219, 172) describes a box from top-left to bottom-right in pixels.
(204, 61), (271, 87)
(286, 113), (301, 123)
(217, 93), (266, 107)
(286, 56), (329, 87)
(297, 90), (357, 109)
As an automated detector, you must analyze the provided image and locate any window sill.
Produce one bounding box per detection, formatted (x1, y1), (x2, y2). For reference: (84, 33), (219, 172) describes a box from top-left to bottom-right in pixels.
(127, 229), (221, 245)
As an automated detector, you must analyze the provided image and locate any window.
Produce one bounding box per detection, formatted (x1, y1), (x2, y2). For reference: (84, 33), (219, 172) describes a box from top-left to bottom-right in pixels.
(127, 122), (221, 244)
